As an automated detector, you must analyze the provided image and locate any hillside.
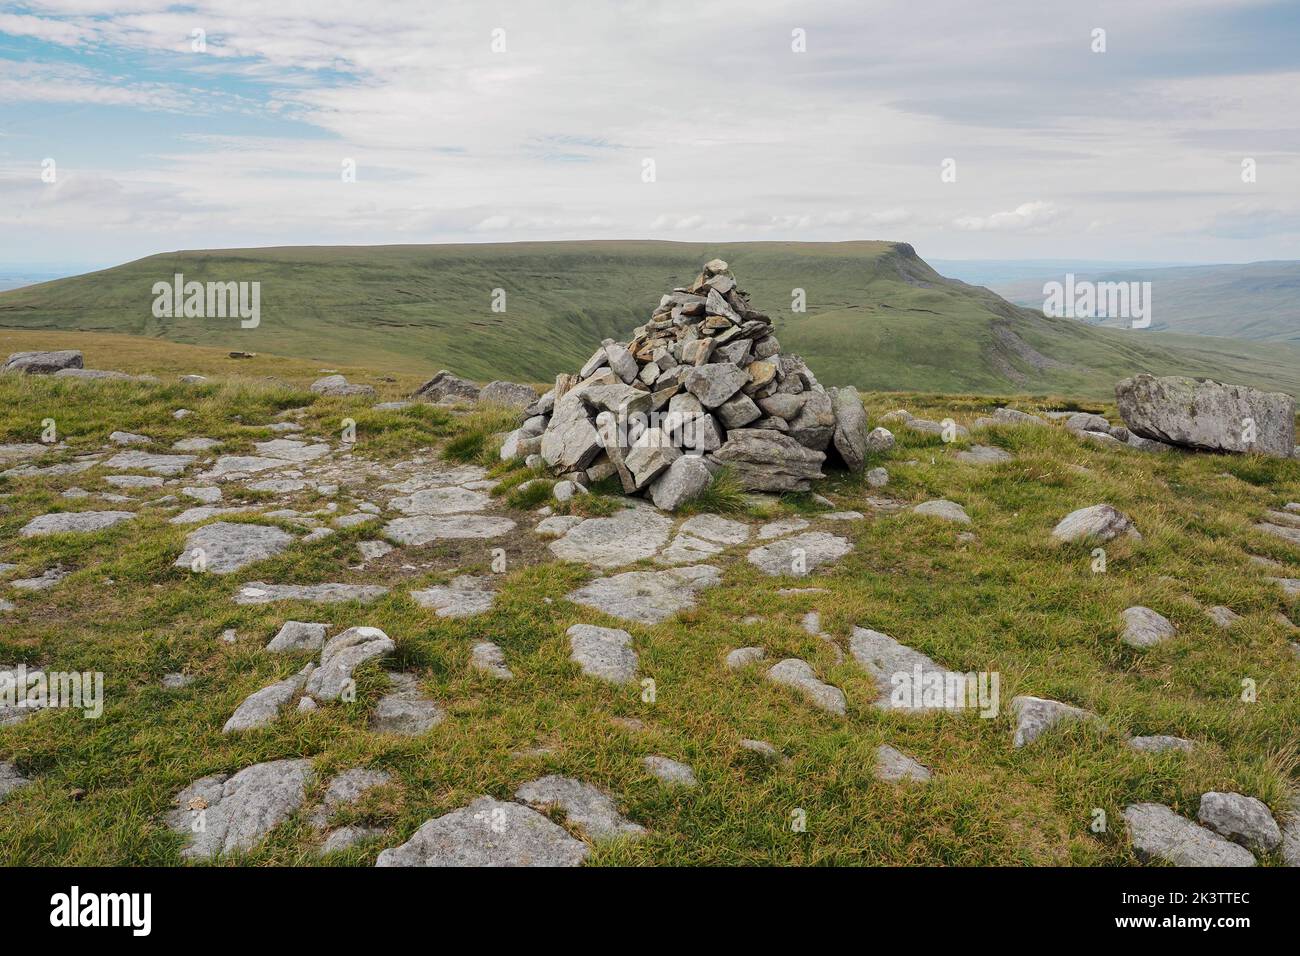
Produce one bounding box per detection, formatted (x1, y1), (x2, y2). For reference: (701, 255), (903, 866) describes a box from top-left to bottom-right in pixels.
(1, 338), (1297, 866)
(991, 261), (1300, 344)
(2, 241), (1300, 399)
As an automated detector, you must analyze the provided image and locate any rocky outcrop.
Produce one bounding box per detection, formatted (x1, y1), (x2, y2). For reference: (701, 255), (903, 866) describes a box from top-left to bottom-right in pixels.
(1116, 374), (1296, 459)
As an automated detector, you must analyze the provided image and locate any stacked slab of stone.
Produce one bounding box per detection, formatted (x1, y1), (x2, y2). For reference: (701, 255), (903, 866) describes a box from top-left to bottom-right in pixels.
(506, 260), (867, 509)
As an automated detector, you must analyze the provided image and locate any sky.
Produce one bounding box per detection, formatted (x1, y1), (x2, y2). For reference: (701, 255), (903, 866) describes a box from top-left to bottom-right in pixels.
(1, 0), (1298, 271)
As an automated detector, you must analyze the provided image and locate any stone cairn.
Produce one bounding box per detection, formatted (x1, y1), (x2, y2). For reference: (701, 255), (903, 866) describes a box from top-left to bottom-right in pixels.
(502, 259), (868, 510)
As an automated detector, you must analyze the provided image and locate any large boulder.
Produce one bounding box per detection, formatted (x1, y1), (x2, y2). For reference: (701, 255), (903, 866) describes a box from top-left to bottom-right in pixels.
(708, 428), (825, 492)
(2, 350), (83, 375)
(1115, 374), (1295, 458)
(412, 369), (479, 403)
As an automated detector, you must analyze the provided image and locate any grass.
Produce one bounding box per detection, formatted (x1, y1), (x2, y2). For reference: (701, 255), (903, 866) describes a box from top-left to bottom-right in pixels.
(4, 241), (1300, 399)
(0, 334), (1298, 866)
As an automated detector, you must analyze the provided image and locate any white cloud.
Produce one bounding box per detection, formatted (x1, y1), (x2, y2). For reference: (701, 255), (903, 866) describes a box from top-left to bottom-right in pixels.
(953, 202), (1062, 233)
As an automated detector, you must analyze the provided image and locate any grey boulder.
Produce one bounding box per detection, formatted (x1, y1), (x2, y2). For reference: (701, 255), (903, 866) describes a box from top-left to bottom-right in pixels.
(376, 796), (588, 867)
(1116, 374), (1295, 458)
(828, 386), (868, 472)
(1124, 803), (1256, 867)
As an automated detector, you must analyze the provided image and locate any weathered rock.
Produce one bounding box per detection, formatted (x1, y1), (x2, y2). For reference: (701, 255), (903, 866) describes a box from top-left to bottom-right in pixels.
(1197, 791), (1282, 853)
(20, 511), (135, 537)
(0, 762), (32, 801)
(515, 775), (645, 841)
(369, 671), (444, 734)
(1120, 606), (1176, 648)
(865, 427), (895, 453)
(746, 531), (852, 576)
(411, 575), (496, 618)
(383, 514), (516, 546)
(848, 626), (971, 712)
(1123, 803), (1256, 867)
(1128, 735), (1195, 753)
(175, 522), (295, 574)
(412, 370), (480, 403)
(875, 745), (931, 783)
(624, 429), (681, 489)
(1011, 695), (1100, 748)
(541, 415), (602, 472)
(549, 508), (673, 568)
(167, 758), (313, 860)
(649, 455), (712, 510)
(708, 429), (825, 492)
(103, 450), (195, 476)
(1116, 374), (1295, 458)
(828, 387), (868, 471)
(2, 350), (83, 374)
(223, 664), (313, 732)
(567, 565), (721, 624)
(642, 755), (697, 787)
(235, 581), (390, 605)
(725, 647), (766, 669)
(478, 380), (537, 409)
(766, 658), (846, 715)
(685, 363), (748, 408)
(470, 642), (513, 680)
(955, 445), (1014, 465)
(567, 624), (638, 683)
(265, 621), (328, 653)
(1050, 504), (1140, 543)
(912, 499), (971, 524)
(305, 627), (395, 701)
(376, 796), (588, 867)
(680, 513), (749, 544)
(310, 374), (376, 398)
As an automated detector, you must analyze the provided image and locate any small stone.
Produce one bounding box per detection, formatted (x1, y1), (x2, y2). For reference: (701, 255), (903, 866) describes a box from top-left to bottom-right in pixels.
(161, 673), (194, 690)
(875, 745), (931, 783)
(912, 499), (971, 524)
(642, 755), (697, 788)
(1204, 605), (1241, 628)
(369, 671), (444, 735)
(470, 642), (513, 679)
(235, 581), (390, 605)
(746, 531), (852, 576)
(1051, 504), (1140, 543)
(411, 575), (496, 618)
(766, 658), (846, 714)
(223, 664), (314, 732)
(567, 624), (638, 683)
(181, 486), (222, 504)
(515, 775), (646, 841)
(306, 627), (395, 701)
(955, 445), (1014, 465)
(1120, 606), (1176, 649)
(866, 467), (889, 488)
(1011, 695), (1100, 748)
(265, 621), (328, 653)
(726, 647), (766, 669)
(1128, 735), (1195, 753)
(109, 430), (151, 446)
(1198, 791), (1283, 853)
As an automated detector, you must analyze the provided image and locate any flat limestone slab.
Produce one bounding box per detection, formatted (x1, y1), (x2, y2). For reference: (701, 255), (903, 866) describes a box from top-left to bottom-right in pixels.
(1123, 803), (1256, 867)
(383, 515), (516, 546)
(567, 565), (721, 625)
(21, 511), (135, 537)
(746, 531), (852, 576)
(166, 758), (313, 860)
(549, 508), (674, 568)
(175, 521), (295, 574)
(235, 581), (391, 605)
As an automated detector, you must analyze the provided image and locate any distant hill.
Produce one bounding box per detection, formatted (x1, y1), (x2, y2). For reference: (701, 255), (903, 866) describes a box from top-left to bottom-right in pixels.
(988, 260), (1300, 344)
(2, 240), (1298, 398)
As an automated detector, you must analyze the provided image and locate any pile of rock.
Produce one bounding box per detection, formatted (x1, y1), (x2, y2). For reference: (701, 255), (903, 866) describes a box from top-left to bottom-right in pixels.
(500, 260), (867, 510)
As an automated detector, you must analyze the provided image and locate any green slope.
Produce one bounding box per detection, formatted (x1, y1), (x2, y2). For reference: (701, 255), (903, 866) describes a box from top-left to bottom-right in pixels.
(2, 240), (1298, 398)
